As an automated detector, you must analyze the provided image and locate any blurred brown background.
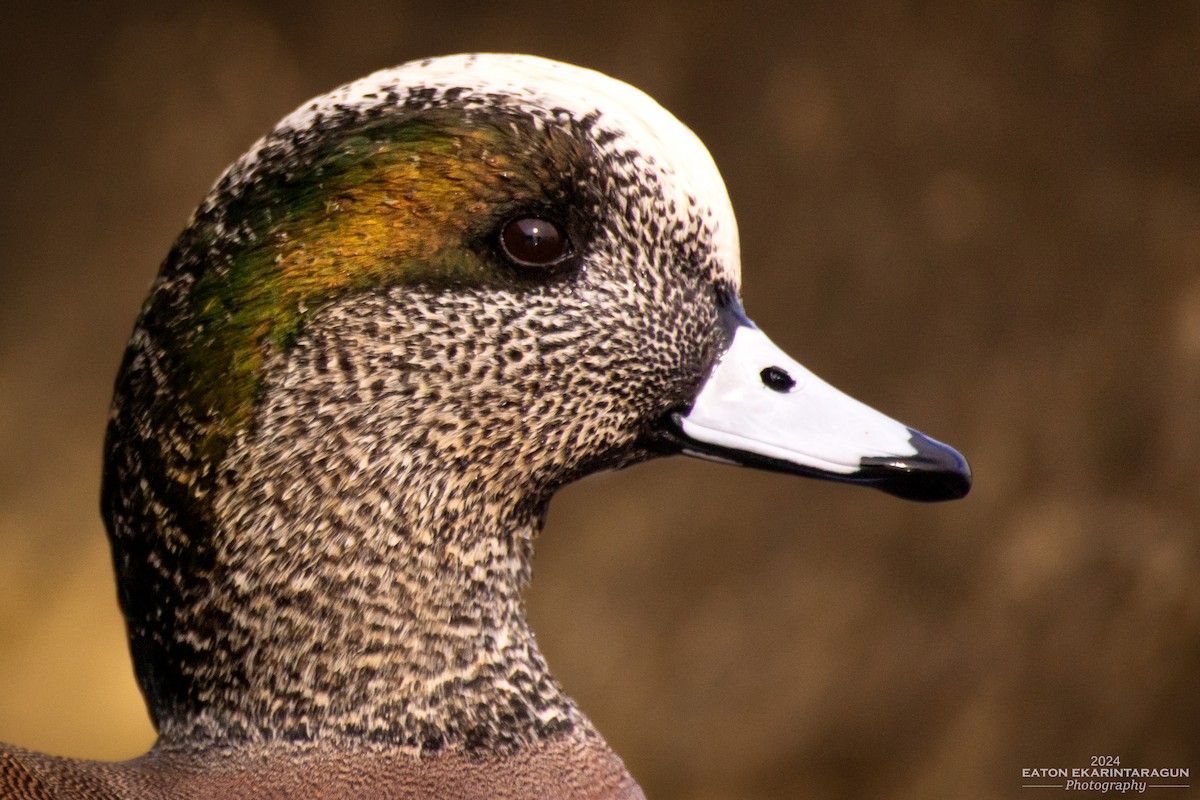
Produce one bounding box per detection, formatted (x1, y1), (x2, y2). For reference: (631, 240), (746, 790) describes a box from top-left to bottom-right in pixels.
(1, 2), (1198, 798)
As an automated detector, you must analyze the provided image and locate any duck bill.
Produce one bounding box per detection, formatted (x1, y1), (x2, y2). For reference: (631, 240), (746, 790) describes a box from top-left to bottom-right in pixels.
(660, 315), (971, 502)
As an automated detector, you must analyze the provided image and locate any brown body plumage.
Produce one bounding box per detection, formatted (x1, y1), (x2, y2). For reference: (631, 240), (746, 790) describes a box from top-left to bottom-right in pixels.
(4, 736), (643, 799)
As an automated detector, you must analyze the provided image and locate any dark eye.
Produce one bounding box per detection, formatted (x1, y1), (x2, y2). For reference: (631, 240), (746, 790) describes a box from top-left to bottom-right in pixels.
(498, 216), (571, 268)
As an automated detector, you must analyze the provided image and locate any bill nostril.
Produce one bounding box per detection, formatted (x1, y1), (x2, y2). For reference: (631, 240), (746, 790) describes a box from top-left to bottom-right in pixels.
(760, 366), (795, 393)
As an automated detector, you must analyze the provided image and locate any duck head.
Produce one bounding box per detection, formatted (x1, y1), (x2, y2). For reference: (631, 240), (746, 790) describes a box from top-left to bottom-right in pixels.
(102, 54), (969, 752)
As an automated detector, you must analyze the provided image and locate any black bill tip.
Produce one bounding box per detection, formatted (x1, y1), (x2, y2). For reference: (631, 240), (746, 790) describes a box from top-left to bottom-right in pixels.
(857, 428), (972, 502)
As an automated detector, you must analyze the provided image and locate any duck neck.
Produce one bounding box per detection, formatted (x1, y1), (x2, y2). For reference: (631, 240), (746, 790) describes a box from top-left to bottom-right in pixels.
(142, 459), (585, 753)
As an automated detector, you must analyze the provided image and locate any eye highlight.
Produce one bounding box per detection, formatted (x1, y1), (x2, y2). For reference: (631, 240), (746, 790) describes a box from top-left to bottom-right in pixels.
(498, 216), (571, 269)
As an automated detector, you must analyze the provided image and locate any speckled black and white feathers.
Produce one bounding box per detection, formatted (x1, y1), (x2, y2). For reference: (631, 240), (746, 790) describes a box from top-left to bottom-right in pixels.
(100, 54), (742, 754)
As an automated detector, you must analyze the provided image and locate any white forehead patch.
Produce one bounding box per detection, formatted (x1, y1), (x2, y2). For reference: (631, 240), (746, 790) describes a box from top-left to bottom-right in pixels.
(223, 53), (742, 289)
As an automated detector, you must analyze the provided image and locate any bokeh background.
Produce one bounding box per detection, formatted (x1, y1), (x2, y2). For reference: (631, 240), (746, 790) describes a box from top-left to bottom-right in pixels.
(2, 2), (1198, 798)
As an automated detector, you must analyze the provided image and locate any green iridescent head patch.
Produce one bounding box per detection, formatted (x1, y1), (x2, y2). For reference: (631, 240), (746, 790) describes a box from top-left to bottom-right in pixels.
(157, 110), (592, 464)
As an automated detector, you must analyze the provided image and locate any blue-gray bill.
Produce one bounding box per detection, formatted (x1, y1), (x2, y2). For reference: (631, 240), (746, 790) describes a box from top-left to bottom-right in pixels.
(658, 320), (972, 502)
